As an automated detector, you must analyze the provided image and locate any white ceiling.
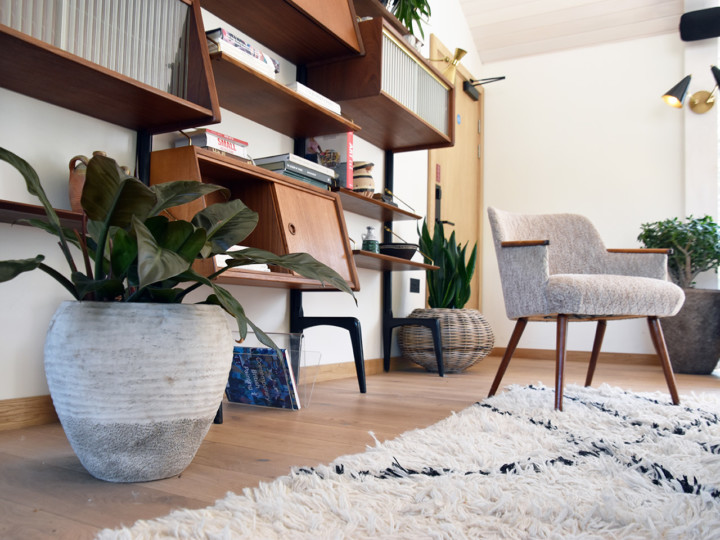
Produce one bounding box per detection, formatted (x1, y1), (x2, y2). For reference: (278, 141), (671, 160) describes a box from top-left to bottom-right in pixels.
(458, 0), (685, 63)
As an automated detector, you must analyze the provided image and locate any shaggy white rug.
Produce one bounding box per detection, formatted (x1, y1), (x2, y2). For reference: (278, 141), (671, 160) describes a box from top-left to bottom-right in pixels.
(97, 384), (720, 539)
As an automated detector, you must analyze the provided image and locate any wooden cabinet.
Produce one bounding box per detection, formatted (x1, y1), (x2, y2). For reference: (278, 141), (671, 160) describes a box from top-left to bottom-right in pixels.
(149, 146), (359, 291)
(306, 18), (454, 152)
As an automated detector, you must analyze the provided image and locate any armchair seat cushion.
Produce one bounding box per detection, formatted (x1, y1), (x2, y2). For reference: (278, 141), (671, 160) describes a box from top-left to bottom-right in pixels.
(546, 274), (685, 317)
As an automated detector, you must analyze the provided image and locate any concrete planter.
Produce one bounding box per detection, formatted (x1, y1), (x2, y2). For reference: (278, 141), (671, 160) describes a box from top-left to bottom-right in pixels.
(661, 288), (720, 375)
(44, 301), (233, 482)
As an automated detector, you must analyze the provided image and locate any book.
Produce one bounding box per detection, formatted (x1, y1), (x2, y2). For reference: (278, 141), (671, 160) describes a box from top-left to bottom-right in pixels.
(256, 159), (334, 185)
(206, 28), (279, 79)
(254, 153), (335, 178)
(305, 133), (354, 189)
(272, 169), (332, 190)
(226, 346), (301, 410)
(175, 128), (249, 158)
(286, 81), (341, 115)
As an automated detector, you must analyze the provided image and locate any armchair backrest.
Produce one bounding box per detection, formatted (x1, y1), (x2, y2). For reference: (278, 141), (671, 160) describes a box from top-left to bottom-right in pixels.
(487, 207), (609, 275)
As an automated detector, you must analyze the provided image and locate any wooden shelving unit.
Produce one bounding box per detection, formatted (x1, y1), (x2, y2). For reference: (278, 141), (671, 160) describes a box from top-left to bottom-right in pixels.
(353, 250), (436, 272)
(209, 52), (360, 139)
(352, 0), (408, 36)
(200, 0), (364, 64)
(0, 1), (220, 134)
(335, 188), (420, 221)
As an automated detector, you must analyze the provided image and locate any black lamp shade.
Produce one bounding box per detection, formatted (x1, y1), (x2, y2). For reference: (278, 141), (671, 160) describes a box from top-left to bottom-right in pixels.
(662, 75), (691, 107)
(712, 65), (720, 88)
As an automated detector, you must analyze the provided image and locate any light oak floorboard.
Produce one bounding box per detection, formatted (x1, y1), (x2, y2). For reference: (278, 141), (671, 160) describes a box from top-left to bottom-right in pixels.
(0, 354), (718, 539)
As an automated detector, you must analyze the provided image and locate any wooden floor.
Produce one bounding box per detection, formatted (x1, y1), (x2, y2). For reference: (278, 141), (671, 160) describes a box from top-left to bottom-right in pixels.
(1, 354), (719, 539)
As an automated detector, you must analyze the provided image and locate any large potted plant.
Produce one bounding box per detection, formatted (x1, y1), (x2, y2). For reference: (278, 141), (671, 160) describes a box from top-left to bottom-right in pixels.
(398, 219), (494, 372)
(638, 215), (720, 374)
(0, 148), (354, 482)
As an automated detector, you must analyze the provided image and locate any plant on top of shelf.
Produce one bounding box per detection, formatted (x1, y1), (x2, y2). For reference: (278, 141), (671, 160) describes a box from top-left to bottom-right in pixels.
(386, 0), (432, 40)
(418, 218), (477, 309)
(0, 147), (355, 348)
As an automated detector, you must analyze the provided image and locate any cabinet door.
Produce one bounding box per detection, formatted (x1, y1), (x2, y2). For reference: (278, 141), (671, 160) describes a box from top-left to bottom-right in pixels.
(273, 184), (355, 284)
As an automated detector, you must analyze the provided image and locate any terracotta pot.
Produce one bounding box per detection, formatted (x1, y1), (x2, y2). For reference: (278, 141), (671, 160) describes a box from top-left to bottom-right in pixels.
(661, 288), (720, 375)
(44, 302), (233, 482)
(67, 155), (88, 213)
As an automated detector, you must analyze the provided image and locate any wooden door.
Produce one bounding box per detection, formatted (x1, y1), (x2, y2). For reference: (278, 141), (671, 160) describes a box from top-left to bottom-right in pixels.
(427, 36), (484, 310)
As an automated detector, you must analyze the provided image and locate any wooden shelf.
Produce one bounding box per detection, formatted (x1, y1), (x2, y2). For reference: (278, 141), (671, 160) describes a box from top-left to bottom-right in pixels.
(0, 1), (220, 134)
(200, 0), (364, 64)
(352, 0), (408, 36)
(209, 52), (360, 138)
(353, 250), (436, 272)
(335, 188), (420, 221)
(306, 18), (454, 152)
(0, 200), (82, 230)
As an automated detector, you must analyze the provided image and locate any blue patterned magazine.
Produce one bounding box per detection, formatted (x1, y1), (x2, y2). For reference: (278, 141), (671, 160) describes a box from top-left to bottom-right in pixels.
(226, 347), (301, 410)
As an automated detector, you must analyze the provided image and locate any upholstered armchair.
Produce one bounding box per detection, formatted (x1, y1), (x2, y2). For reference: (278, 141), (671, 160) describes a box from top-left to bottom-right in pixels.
(487, 207), (685, 410)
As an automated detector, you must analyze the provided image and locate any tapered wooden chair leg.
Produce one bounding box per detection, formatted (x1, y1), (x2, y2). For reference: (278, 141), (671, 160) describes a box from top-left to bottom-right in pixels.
(555, 314), (569, 411)
(488, 318), (528, 398)
(585, 319), (607, 387)
(647, 317), (680, 405)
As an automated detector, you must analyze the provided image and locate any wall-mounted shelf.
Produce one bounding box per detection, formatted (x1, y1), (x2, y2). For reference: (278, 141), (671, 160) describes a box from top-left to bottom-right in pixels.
(209, 52), (360, 138)
(306, 18), (454, 152)
(335, 188), (420, 221)
(0, 1), (220, 134)
(0, 200), (82, 231)
(353, 250), (436, 272)
(201, 0), (364, 64)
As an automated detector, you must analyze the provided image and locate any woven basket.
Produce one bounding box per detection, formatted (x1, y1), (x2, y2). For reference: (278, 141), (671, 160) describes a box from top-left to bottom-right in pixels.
(398, 308), (495, 373)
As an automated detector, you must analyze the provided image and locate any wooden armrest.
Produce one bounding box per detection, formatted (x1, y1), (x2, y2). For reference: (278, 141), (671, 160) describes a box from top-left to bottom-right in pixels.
(607, 248), (673, 254)
(501, 240), (549, 248)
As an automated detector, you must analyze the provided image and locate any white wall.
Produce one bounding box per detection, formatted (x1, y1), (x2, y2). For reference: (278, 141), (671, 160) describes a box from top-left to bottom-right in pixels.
(481, 34), (687, 354)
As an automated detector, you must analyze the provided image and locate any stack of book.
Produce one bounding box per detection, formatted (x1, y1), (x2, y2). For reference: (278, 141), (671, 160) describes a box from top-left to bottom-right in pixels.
(174, 128), (250, 162)
(206, 27), (279, 80)
(254, 153), (335, 189)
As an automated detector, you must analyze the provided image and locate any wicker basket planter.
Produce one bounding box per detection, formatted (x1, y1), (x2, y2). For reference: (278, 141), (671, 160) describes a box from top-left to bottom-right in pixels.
(398, 308), (494, 373)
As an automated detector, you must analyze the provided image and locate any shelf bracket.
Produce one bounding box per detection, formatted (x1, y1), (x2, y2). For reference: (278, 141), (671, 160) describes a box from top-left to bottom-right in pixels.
(289, 290), (366, 393)
(381, 150), (444, 376)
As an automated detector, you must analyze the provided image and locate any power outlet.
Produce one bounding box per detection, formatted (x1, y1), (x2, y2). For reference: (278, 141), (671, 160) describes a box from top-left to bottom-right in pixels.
(409, 278), (420, 293)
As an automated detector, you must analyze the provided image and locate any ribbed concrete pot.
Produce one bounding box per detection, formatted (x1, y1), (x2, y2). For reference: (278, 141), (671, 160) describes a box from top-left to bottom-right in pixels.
(661, 288), (720, 375)
(44, 301), (233, 482)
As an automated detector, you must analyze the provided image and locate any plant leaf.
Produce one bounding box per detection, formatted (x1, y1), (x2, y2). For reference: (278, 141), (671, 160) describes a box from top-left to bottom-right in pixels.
(0, 256), (45, 282)
(149, 181), (230, 216)
(132, 216), (192, 289)
(192, 199), (259, 257)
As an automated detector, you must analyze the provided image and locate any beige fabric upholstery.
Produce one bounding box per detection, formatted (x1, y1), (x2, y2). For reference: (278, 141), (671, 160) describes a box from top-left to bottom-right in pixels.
(487, 207), (685, 320)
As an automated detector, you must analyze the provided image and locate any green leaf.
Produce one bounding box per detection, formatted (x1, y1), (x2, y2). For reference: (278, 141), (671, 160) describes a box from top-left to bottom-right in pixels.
(149, 181), (230, 216)
(0, 256), (45, 282)
(132, 216), (192, 289)
(109, 227), (137, 279)
(192, 199), (259, 257)
(144, 216), (206, 263)
(72, 273), (125, 301)
(222, 248), (356, 301)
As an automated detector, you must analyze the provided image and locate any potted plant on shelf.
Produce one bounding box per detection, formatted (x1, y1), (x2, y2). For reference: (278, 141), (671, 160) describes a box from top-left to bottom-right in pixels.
(0, 147), (355, 482)
(398, 218), (494, 372)
(638, 215), (720, 374)
(383, 0), (432, 45)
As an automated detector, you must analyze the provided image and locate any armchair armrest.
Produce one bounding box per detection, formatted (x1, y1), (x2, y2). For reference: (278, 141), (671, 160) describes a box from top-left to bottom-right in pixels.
(603, 248), (670, 280)
(502, 240), (550, 248)
(496, 240), (551, 319)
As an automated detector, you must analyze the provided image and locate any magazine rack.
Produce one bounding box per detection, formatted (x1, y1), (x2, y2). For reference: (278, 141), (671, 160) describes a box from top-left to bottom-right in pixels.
(215, 332), (320, 423)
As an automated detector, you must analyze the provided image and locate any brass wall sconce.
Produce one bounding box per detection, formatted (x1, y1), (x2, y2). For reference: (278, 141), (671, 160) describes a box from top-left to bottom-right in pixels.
(663, 65), (720, 113)
(428, 48), (467, 82)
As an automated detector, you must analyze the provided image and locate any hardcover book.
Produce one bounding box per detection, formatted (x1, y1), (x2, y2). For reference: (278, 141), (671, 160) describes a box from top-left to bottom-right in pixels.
(206, 28), (279, 79)
(226, 346), (301, 410)
(175, 128), (249, 158)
